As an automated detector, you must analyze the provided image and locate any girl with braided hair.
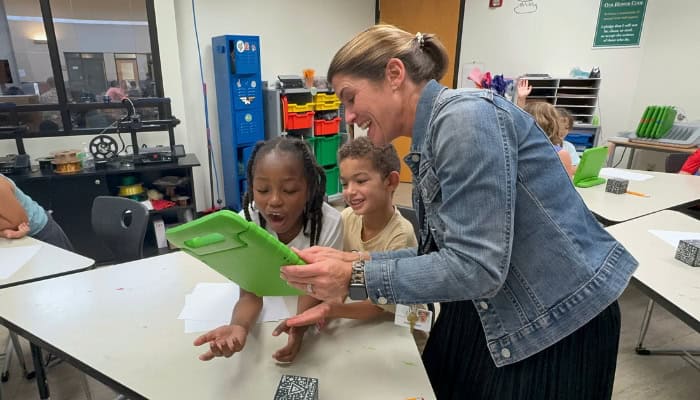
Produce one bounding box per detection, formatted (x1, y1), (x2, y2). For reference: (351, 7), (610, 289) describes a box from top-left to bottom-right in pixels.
(193, 136), (343, 363)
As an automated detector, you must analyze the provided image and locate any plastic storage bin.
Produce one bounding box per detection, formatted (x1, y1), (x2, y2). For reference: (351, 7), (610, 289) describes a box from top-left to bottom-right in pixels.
(314, 117), (341, 136)
(286, 101), (314, 113)
(323, 165), (340, 196)
(314, 93), (341, 111)
(307, 135), (340, 167)
(286, 111), (314, 130)
(565, 132), (594, 151)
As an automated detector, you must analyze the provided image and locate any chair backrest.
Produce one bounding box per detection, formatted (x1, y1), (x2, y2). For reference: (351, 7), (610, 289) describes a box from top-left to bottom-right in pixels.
(396, 205), (420, 241)
(91, 196), (149, 263)
(665, 153), (691, 173)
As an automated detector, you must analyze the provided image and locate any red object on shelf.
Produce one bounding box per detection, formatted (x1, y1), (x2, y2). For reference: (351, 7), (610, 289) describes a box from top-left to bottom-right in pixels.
(281, 96), (289, 131)
(286, 111), (314, 130)
(314, 117), (341, 136)
(150, 199), (176, 210)
(489, 0), (502, 7)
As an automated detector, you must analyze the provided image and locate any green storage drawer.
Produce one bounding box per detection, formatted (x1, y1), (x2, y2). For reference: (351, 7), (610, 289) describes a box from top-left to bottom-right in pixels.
(307, 134), (340, 167)
(324, 165), (340, 196)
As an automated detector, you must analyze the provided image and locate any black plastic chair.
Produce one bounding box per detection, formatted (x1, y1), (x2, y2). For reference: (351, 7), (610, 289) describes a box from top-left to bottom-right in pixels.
(91, 196), (149, 263)
(665, 153), (691, 173)
(396, 205), (420, 241)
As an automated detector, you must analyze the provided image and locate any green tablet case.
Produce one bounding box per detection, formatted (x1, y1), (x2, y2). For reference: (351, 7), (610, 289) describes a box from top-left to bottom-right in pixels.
(641, 106), (659, 137)
(166, 210), (305, 296)
(656, 106), (677, 138)
(636, 106), (653, 137)
(573, 146), (608, 188)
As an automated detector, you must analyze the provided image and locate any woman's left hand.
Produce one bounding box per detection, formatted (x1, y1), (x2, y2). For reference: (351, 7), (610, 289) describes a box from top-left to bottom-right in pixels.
(281, 247), (354, 302)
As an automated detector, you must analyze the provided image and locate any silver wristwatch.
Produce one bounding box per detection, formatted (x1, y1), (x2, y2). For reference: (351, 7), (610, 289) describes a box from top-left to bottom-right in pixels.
(349, 259), (368, 300)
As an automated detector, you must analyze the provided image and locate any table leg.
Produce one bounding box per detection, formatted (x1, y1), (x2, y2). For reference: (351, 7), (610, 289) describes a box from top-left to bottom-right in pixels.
(9, 332), (31, 379)
(626, 148), (636, 169)
(635, 299), (700, 370)
(635, 299), (654, 352)
(30, 344), (50, 399)
(606, 143), (617, 167)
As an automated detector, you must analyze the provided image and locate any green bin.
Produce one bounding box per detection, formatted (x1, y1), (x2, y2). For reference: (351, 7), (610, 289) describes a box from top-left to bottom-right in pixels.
(307, 134), (340, 167)
(323, 165), (340, 196)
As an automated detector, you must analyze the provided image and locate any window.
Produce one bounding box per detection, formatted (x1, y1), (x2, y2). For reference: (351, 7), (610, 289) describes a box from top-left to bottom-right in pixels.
(0, 0), (163, 137)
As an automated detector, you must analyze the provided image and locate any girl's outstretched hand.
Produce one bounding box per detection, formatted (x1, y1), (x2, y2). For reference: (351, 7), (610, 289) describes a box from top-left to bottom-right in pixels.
(193, 324), (248, 361)
(271, 320), (308, 363)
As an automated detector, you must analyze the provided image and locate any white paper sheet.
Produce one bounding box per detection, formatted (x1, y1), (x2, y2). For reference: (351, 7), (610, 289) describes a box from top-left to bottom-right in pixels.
(177, 283), (239, 321)
(184, 319), (230, 334)
(178, 283), (292, 333)
(600, 168), (654, 182)
(649, 229), (700, 248)
(260, 296), (292, 323)
(0, 244), (41, 280)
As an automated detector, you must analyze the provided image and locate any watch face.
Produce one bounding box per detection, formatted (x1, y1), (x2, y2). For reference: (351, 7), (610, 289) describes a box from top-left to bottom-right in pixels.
(349, 285), (368, 301)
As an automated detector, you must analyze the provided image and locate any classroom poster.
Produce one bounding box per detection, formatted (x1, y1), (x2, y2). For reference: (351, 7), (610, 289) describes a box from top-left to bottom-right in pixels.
(593, 0), (648, 48)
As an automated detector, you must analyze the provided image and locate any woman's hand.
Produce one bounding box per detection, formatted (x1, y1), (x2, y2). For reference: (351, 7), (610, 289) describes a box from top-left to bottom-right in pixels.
(192, 324), (248, 361)
(1, 222), (30, 239)
(292, 246), (365, 263)
(271, 321), (308, 362)
(281, 247), (354, 302)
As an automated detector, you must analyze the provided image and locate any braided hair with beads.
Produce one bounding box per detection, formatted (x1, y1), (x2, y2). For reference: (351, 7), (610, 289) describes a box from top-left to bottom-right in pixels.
(242, 136), (327, 246)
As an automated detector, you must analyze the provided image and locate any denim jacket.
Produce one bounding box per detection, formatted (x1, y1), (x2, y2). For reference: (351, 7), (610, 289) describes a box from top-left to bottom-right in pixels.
(364, 80), (638, 367)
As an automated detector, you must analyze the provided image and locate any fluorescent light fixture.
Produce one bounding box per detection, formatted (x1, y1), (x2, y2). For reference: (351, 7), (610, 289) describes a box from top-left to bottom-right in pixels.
(8, 15), (147, 26)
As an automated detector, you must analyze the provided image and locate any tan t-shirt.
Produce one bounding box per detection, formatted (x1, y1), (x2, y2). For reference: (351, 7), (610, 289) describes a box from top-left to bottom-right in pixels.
(341, 206), (427, 352)
(341, 206), (417, 254)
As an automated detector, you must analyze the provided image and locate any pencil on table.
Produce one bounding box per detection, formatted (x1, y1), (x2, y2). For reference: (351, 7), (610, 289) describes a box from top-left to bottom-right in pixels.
(626, 191), (650, 197)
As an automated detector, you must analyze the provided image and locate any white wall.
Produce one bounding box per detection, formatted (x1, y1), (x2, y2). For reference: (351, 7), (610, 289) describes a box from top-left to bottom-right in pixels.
(459, 0), (645, 143)
(459, 0), (700, 170)
(157, 0), (374, 210)
(627, 0), (700, 169)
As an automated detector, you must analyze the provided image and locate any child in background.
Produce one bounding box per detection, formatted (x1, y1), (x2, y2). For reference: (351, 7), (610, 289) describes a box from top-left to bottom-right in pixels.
(679, 149), (700, 175)
(283, 138), (425, 350)
(558, 109), (581, 167)
(0, 173), (73, 250)
(524, 102), (576, 178)
(193, 136), (343, 363)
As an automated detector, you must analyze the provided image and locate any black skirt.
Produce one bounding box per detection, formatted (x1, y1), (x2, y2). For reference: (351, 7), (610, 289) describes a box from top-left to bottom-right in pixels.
(421, 300), (621, 400)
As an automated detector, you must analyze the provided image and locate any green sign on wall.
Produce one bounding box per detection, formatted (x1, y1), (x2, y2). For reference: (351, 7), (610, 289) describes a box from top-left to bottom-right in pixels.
(593, 0), (648, 48)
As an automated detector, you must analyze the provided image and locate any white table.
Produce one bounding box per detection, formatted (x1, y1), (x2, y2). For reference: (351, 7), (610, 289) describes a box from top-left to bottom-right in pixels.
(0, 236), (94, 386)
(0, 252), (435, 400)
(0, 236), (95, 289)
(576, 170), (700, 224)
(606, 210), (700, 369)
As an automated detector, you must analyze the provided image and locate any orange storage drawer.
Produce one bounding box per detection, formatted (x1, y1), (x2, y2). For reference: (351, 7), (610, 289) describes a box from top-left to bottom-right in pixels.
(286, 111), (314, 130)
(314, 117), (341, 136)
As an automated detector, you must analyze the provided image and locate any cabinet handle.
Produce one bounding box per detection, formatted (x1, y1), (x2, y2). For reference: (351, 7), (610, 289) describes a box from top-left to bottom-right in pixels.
(94, 179), (101, 185)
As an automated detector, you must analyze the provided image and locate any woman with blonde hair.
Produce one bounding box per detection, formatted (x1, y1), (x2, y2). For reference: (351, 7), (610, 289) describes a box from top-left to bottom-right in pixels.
(281, 25), (636, 399)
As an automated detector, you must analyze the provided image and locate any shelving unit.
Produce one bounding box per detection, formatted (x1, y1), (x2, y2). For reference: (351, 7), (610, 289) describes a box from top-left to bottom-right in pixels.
(263, 83), (344, 200)
(13, 154), (200, 263)
(212, 35), (264, 210)
(520, 77), (602, 152)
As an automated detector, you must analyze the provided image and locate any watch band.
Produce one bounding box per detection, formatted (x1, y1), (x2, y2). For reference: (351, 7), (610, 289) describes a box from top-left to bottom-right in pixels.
(349, 259), (368, 300)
